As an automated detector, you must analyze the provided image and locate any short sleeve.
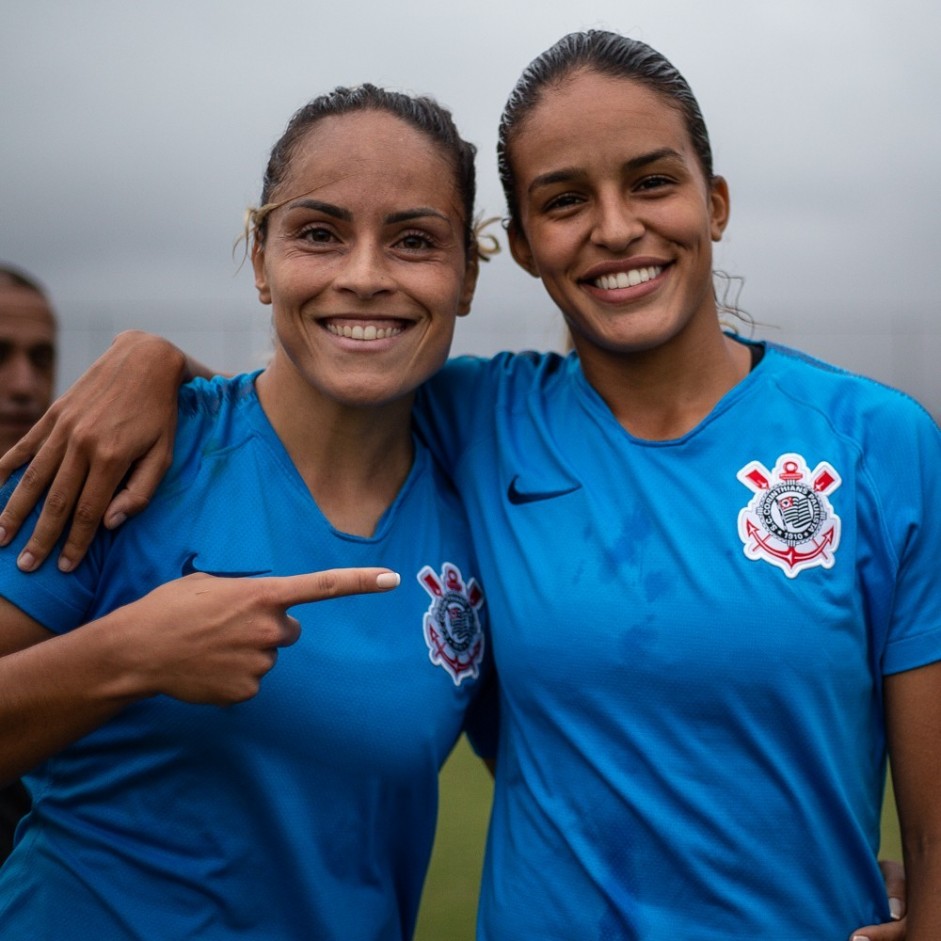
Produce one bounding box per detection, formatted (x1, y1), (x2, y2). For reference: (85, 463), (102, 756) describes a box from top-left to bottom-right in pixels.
(0, 470), (106, 633)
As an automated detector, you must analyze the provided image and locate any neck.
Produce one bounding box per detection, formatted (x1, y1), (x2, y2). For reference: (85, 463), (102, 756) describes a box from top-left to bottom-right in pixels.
(577, 322), (752, 441)
(255, 358), (415, 537)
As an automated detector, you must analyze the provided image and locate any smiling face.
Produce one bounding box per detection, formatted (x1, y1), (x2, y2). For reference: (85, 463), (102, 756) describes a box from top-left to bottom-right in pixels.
(506, 69), (729, 373)
(252, 109), (477, 411)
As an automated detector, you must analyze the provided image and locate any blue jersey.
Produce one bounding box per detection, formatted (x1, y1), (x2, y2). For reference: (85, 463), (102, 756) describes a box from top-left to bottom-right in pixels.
(416, 339), (941, 940)
(0, 373), (490, 941)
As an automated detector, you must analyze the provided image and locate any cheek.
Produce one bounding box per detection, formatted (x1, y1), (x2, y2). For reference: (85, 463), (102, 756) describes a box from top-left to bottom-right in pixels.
(38, 374), (55, 406)
(270, 307), (313, 357)
(515, 224), (553, 277)
(538, 221), (584, 268)
(534, 240), (577, 288)
(681, 197), (719, 245)
(419, 265), (467, 313)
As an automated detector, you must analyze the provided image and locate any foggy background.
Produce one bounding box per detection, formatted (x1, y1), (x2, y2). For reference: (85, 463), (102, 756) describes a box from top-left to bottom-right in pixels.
(3, 0), (938, 415)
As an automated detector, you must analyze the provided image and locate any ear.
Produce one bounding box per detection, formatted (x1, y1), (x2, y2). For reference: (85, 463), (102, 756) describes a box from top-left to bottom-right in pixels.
(251, 238), (272, 305)
(709, 176), (731, 242)
(457, 248), (480, 318)
(507, 220), (539, 278)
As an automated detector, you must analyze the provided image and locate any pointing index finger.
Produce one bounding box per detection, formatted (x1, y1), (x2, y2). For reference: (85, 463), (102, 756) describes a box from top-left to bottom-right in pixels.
(267, 567), (401, 609)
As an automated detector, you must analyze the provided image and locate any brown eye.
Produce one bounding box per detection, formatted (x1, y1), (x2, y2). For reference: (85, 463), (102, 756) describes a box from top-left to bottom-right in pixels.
(543, 193), (583, 212)
(636, 175), (673, 192)
(395, 232), (435, 252)
(300, 226), (336, 243)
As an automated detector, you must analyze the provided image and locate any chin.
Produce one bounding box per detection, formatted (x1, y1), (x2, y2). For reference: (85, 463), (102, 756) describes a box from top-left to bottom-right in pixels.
(331, 382), (415, 411)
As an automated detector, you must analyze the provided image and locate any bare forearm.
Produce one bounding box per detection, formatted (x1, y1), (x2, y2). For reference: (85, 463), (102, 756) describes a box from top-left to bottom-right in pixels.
(184, 354), (217, 380)
(902, 844), (941, 938)
(112, 330), (217, 382)
(0, 612), (147, 783)
(885, 661), (941, 941)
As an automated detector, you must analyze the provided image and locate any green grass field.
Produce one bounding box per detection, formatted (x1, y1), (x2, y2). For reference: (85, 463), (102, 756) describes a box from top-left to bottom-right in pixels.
(414, 739), (903, 939)
(880, 775), (902, 859)
(414, 737), (492, 940)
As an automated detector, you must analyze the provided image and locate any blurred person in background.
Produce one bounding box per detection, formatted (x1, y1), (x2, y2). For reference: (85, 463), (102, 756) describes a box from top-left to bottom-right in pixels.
(0, 264), (57, 861)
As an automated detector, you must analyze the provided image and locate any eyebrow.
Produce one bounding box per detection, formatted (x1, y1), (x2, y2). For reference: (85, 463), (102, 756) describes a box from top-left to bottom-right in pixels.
(527, 148), (683, 194)
(285, 199), (449, 226)
(286, 199), (351, 221)
(385, 207), (450, 225)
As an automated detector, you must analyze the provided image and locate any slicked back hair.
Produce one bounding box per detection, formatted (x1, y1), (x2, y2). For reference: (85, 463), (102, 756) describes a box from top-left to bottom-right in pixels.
(257, 84), (477, 255)
(497, 31), (714, 225)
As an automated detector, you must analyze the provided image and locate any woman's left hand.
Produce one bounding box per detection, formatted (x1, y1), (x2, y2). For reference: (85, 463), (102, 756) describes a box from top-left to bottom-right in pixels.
(0, 330), (187, 572)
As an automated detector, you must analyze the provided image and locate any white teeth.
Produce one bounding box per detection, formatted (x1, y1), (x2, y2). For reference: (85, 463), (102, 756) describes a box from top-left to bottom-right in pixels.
(325, 322), (404, 341)
(594, 266), (662, 290)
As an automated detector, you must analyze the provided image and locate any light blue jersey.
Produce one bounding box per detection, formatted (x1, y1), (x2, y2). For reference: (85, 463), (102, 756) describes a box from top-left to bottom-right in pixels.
(0, 373), (490, 941)
(417, 339), (941, 940)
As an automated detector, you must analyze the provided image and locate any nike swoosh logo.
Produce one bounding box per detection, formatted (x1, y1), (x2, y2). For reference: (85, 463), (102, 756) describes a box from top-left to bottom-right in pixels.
(181, 552), (272, 578)
(507, 475), (582, 505)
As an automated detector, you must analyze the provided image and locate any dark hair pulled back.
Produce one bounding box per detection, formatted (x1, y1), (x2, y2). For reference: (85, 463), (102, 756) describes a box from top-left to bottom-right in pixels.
(256, 83), (477, 255)
(497, 31), (714, 225)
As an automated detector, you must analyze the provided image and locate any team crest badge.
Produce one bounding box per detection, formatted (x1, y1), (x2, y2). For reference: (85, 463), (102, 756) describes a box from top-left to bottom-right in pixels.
(737, 453), (841, 578)
(418, 563), (485, 685)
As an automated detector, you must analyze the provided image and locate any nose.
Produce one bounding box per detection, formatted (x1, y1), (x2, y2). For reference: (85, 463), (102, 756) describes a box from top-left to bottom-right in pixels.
(333, 239), (395, 299)
(590, 189), (644, 251)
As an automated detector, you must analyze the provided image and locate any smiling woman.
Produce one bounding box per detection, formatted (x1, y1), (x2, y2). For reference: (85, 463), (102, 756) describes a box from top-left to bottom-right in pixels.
(0, 85), (493, 940)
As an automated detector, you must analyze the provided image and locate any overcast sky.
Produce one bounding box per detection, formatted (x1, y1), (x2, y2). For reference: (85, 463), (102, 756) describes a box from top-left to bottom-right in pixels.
(3, 0), (939, 412)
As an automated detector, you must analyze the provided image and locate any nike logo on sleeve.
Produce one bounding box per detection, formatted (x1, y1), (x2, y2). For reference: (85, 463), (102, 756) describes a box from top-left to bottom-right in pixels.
(507, 475), (582, 505)
(181, 552), (272, 578)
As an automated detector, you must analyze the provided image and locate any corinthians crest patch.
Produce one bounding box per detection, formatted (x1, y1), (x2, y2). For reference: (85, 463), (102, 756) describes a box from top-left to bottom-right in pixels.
(418, 563), (485, 685)
(737, 453), (841, 578)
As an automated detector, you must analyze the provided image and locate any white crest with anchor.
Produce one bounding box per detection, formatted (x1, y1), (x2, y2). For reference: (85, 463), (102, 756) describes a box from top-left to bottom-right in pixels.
(417, 562), (486, 685)
(737, 453), (842, 578)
